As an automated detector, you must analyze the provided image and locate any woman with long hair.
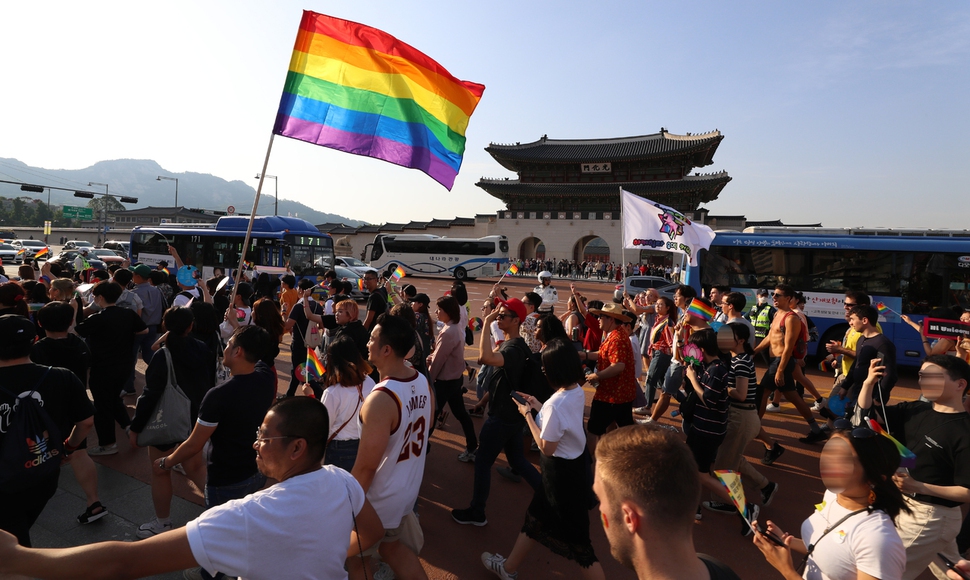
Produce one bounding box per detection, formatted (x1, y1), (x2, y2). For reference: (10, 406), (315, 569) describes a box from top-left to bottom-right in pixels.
(428, 295), (477, 461)
(482, 339), (605, 580)
(411, 293), (435, 357)
(639, 296), (675, 413)
(0, 282), (29, 317)
(128, 306), (215, 539)
(753, 421), (908, 579)
(559, 295), (584, 347)
(307, 335), (375, 471)
(536, 313), (568, 348)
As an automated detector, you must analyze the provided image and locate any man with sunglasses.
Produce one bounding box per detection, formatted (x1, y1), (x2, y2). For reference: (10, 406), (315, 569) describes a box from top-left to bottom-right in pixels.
(857, 354), (970, 580)
(754, 284), (826, 444)
(825, 290), (881, 380)
(0, 398), (385, 580)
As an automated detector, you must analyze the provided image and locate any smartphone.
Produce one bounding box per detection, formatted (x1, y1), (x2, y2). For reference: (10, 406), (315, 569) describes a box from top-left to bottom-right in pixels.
(510, 391), (528, 406)
(939, 553), (970, 580)
(760, 530), (786, 547)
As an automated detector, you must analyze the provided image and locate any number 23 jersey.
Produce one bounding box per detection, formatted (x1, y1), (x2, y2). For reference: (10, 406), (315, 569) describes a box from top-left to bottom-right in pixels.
(366, 371), (432, 528)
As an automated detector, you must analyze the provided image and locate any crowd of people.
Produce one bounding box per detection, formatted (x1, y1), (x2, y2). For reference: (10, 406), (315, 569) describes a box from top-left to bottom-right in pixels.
(504, 257), (681, 282)
(1, 252), (969, 580)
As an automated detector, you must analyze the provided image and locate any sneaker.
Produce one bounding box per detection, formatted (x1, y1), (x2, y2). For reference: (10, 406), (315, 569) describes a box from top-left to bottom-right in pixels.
(372, 561), (395, 580)
(765, 403), (782, 412)
(702, 501), (736, 514)
(182, 568), (204, 580)
(77, 501), (108, 524)
(137, 517), (172, 539)
(457, 449), (476, 463)
(481, 552), (517, 580)
(799, 429), (829, 444)
(635, 417), (654, 424)
(761, 442), (786, 466)
(633, 405), (651, 416)
(496, 466), (522, 483)
(810, 398), (825, 412)
(742, 503), (760, 536)
(760, 482), (779, 507)
(172, 463), (186, 475)
(87, 444), (118, 456)
(452, 507), (487, 526)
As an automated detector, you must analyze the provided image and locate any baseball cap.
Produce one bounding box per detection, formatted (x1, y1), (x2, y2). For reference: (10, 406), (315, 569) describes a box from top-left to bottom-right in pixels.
(497, 298), (527, 321)
(756, 289), (769, 297)
(0, 314), (36, 349)
(129, 264), (152, 279)
(235, 282), (254, 306)
(411, 293), (430, 306)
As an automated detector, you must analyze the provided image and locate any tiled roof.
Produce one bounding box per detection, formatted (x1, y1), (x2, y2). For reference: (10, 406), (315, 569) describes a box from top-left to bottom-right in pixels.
(485, 130), (722, 171)
(477, 172), (730, 202)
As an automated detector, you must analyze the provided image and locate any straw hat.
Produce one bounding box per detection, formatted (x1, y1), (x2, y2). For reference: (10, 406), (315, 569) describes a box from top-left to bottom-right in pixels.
(590, 302), (632, 323)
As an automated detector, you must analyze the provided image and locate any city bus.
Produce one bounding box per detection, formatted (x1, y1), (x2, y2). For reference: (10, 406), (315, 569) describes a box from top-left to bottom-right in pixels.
(690, 227), (970, 367)
(130, 215), (334, 281)
(364, 234), (509, 280)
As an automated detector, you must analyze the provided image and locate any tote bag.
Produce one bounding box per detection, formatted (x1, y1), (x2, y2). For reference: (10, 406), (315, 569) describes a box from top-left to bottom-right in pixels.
(137, 348), (194, 447)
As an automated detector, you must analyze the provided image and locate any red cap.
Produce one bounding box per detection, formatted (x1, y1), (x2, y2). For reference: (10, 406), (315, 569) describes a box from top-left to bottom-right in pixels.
(497, 298), (527, 321)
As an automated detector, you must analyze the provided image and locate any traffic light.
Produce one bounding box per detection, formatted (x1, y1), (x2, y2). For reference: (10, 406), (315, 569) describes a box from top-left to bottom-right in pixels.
(20, 184), (44, 193)
(74, 191), (95, 199)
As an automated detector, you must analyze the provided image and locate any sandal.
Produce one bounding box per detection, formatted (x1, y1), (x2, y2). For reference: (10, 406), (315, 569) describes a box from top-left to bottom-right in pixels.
(77, 501), (108, 524)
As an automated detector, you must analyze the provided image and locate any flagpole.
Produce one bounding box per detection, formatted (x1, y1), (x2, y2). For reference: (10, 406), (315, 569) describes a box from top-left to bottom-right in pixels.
(620, 187), (626, 284)
(229, 133), (276, 308)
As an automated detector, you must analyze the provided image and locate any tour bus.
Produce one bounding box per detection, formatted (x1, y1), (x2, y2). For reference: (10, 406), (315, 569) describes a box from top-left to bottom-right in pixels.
(689, 226), (970, 367)
(130, 215), (334, 282)
(364, 234), (509, 280)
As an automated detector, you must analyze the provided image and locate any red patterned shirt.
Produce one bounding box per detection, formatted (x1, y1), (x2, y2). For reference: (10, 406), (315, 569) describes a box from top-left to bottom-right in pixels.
(595, 325), (637, 404)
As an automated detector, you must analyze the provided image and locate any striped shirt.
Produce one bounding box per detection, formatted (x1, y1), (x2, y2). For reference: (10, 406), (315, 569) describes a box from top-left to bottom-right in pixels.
(691, 359), (729, 437)
(728, 353), (758, 405)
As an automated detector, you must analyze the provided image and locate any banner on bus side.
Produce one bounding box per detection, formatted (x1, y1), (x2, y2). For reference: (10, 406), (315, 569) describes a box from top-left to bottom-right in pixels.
(923, 317), (970, 341)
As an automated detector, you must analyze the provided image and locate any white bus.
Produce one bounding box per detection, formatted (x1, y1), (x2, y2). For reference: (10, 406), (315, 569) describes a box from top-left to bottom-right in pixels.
(364, 234), (509, 280)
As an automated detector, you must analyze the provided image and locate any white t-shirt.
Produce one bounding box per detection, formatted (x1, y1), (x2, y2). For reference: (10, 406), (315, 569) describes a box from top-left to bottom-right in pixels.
(726, 317), (757, 349)
(219, 306), (252, 339)
(320, 376), (376, 441)
(173, 287), (202, 308)
(535, 386), (587, 460)
(629, 335), (643, 377)
(799, 490), (905, 580)
(186, 466), (365, 580)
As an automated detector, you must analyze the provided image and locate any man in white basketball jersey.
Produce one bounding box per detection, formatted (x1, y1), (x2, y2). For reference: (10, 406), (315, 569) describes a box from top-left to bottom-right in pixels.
(351, 314), (434, 580)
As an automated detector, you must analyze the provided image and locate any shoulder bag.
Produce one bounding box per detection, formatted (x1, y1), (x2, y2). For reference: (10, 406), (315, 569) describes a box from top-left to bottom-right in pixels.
(137, 348), (194, 447)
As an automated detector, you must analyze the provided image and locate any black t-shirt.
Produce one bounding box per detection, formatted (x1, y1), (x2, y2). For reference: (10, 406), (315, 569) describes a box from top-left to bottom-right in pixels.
(487, 337), (527, 423)
(332, 320), (370, 363)
(130, 338), (216, 433)
(699, 554), (741, 580)
(884, 401), (970, 507)
(31, 335), (90, 387)
(196, 361), (277, 486)
(365, 288), (389, 331)
(0, 363), (94, 492)
(74, 306), (147, 378)
(846, 333), (897, 400)
(287, 299), (323, 351)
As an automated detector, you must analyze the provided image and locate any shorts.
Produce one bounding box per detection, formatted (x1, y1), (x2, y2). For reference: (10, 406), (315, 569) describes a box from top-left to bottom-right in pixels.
(361, 521), (405, 557)
(661, 361), (684, 395)
(587, 400), (635, 436)
(764, 357), (796, 393)
(686, 429), (725, 474)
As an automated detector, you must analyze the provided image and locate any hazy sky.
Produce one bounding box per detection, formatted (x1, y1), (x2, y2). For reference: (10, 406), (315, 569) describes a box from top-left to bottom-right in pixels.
(1, 1), (967, 228)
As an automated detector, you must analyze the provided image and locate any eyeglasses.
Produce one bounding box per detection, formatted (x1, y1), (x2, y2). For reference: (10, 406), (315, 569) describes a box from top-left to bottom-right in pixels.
(255, 429), (292, 444)
(843, 302), (857, 308)
(832, 419), (875, 439)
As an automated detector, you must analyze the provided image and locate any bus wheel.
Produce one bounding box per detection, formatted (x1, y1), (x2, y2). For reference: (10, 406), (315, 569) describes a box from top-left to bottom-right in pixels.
(454, 267), (468, 281)
(385, 263), (398, 278)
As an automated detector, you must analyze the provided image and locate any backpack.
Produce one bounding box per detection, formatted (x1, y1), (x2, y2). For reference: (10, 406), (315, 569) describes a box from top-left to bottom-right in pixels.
(0, 367), (63, 490)
(169, 290), (195, 308)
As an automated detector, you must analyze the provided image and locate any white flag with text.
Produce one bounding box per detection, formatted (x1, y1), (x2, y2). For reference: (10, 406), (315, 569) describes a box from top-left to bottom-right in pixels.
(620, 189), (715, 266)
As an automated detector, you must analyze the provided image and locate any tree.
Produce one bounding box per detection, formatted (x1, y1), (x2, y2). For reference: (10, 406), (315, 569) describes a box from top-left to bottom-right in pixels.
(86, 196), (125, 213)
(11, 198), (33, 225)
(32, 202), (52, 227)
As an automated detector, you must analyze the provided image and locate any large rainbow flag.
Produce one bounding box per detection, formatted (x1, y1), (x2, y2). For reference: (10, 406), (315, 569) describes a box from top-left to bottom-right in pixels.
(273, 12), (486, 190)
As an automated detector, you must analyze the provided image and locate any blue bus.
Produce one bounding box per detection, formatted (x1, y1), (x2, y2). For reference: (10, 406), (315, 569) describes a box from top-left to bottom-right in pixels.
(690, 227), (970, 367)
(130, 215), (334, 282)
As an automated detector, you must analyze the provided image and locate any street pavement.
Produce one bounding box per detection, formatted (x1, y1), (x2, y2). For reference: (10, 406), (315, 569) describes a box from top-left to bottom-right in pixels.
(24, 275), (941, 579)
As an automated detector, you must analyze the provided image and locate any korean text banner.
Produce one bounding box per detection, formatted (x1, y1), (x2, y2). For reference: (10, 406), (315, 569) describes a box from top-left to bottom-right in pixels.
(620, 189), (715, 266)
(274, 11), (486, 190)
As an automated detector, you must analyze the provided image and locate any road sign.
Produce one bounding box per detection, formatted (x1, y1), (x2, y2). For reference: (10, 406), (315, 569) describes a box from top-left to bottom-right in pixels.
(227, 205), (235, 215)
(62, 205), (94, 219)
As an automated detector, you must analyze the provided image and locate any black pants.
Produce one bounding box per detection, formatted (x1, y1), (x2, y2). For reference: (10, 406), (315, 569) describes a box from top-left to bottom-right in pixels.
(0, 475), (59, 546)
(90, 371), (131, 446)
(434, 378), (477, 451)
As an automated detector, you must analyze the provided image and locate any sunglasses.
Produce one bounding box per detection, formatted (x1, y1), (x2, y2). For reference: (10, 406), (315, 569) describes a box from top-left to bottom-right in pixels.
(772, 293), (789, 299)
(843, 302), (857, 307)
(496, 312), (515, 320)
(833, 419), (875, 439)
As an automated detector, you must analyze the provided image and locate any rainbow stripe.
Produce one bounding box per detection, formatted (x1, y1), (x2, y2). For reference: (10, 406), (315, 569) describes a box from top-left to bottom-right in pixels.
(357, 278), (364, 291)
(506, 264), (519, 276)
(686, 298), (716, 322)
(33, 247), (49, 259)
(391, 266), (406, 281)
(866, 418), (917, 468)
(274, 12), (486, 190)
(306, 348), (326, 381)
(877, 302), (891, 316)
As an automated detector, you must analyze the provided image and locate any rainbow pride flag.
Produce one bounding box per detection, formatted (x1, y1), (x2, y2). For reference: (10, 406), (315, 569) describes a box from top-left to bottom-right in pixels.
(877, 302), (892, 316)
(274, 12), (486, 190)
(306, 348), (326, 382)
(866, 418), (917, 468)
(686, 298), (716, 322)
(33, 247), (49, 259)
(357, 278), (364, 291)
(506, 264), (519, 276)
(391, 266), (406, 281)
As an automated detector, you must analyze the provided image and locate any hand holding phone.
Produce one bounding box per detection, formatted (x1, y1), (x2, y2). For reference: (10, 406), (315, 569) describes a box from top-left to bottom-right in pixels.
(939, 553), (970, 580)
(760, 529), (787, 547)
(510, 391), (527, 406)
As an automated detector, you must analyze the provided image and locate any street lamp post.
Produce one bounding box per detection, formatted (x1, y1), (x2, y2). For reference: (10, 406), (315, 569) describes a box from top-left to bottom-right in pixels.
(157, 176), (179, 222)
(73, 185), (137, 246)
(88, 182), (108, 245)
(254, 174), (277, 216)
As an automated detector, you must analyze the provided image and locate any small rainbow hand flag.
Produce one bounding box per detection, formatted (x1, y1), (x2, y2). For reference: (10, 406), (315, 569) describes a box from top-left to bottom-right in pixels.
(306, 348), (326, 382)
(33, 247), (49, 259)
(866, 418), (917, 468)
(686, 298), (716, 322)
(876, 302), (894, 316)
(161, 267), (171, 275)
(357, 278), (364, 291)
(506, 264), (519, 276)
(16, 247), (25, 255)
(391, 266), (406, 281)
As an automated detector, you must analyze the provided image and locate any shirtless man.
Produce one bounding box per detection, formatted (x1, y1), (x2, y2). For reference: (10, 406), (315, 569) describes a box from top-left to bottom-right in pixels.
(753, 284), (826, 444)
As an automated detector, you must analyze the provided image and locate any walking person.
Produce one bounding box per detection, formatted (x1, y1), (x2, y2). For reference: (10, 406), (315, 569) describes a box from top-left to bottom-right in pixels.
(579, 303), (637, 452)
(428, 295), (478, 462)
(637, 296), (675, 416)
(482, 339), (605, 580)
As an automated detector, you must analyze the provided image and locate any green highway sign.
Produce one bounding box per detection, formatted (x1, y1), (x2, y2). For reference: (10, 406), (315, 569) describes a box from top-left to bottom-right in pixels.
(62, 205), (94, 219)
